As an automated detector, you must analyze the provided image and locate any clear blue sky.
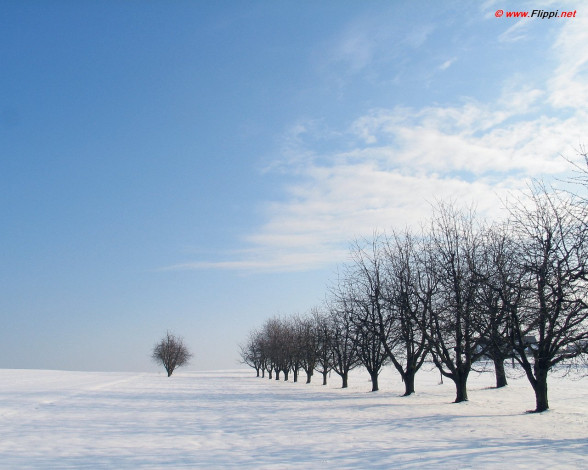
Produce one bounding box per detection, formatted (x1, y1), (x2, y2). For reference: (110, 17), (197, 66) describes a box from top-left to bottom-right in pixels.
(1, 0), (586, 371)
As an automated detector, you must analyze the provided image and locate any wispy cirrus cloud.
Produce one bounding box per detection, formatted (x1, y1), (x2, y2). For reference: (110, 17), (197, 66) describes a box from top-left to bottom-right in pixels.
(315, 9), (437, 90)
(498, 20), (531, 43)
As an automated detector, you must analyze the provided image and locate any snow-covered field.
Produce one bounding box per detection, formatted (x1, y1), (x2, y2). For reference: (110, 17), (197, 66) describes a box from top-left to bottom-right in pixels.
(0, 366), (586, 469)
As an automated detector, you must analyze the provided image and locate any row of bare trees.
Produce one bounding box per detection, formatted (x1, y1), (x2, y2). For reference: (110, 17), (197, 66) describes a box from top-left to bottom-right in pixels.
(240, 309), (358, 386)
(241, 181), (588, 412)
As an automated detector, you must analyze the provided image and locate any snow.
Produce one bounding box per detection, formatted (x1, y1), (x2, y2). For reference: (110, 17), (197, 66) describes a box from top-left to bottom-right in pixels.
(0, 366), (586, 469)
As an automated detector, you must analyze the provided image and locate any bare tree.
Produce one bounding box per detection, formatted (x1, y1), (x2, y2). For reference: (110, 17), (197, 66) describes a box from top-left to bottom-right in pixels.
(287, 315), (305, 383)
(423, 203), (490, 403)
(327, 284), (361, 388)
(505, 184), (588, 412)
(382, 230), (431, 396)
(472, 223), (522, 388)
(239, 329), (267, 378)
(298, 313), (319, 384)
(313, 309), (332, 385)
(152, 331), (192, 377)
(346, 236), (390, 392)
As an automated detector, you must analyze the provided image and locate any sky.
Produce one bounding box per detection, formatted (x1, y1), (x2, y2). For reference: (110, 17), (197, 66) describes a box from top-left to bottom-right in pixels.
(1, 0), (587, 372)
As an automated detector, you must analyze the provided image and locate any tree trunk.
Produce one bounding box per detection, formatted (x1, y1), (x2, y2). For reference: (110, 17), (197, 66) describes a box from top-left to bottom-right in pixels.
(533, 368), (549, 412)
(268, 369), (272, 380)
(305, 370), (312, 384)
(283, 370), (289, 381)
(454, 372), (468, 403)
(256, 367), (260, 377)
(369, 370), (379, 392)
(493, 357), (508, 388)
(293, 369), (298, 383)
(275, 370), (280, 381)
(403, 370), (415, 396)
(167, 370), (173, 377)
(341, 371), (348, 389)
(322, 370), (328, 385)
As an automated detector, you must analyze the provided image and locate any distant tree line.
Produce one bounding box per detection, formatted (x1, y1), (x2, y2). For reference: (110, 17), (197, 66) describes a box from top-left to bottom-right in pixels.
(241, 158), (588, 413)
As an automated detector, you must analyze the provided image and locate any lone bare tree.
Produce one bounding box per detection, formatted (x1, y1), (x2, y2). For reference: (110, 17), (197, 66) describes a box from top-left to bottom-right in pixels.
(152, 331), (193, 377)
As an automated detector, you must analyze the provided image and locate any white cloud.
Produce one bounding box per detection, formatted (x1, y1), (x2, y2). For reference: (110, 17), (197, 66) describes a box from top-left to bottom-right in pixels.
(171, 7), (587, 273)
(439, 58), (457, 71)
(547, 13), (588, 109)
